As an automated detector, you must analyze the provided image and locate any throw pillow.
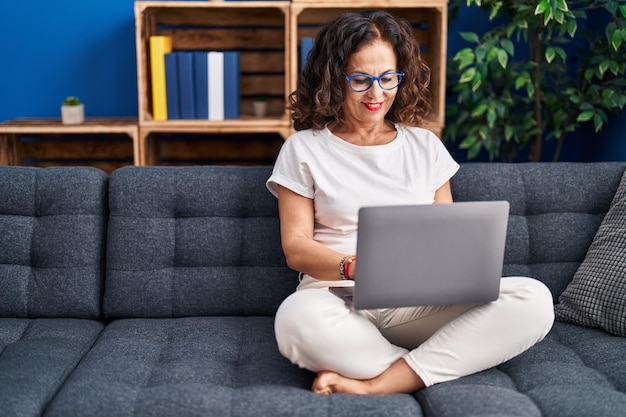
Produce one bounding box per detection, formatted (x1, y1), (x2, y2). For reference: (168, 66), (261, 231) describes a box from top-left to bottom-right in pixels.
(555, 169), (626, 337)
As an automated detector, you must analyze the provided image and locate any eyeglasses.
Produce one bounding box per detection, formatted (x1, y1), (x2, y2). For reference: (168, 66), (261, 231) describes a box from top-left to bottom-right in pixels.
(342, 71), (404, 92)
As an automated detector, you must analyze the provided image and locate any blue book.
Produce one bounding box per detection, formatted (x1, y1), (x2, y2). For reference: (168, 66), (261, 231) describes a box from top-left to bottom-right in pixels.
(177, 52), (196, 119)
(300, 37), (314, 72)
(223, 51), (240, 119)
(194, 51), (209, 119)
(164, 52), (180, 120)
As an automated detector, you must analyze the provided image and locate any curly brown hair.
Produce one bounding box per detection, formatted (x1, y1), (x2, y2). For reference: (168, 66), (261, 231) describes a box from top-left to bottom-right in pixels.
(289, 9), (431, 131)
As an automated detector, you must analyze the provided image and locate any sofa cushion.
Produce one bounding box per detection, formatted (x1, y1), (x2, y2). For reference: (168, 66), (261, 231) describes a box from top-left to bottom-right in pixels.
(0, 167), (108, 318)
(555, 170), (626, 336)
(416, 322), (626, 417)
(45, 317), (423, 417)
(0, 318), (103, 417)
(104, 166), (296, 318)
(451, 162), (626, 300)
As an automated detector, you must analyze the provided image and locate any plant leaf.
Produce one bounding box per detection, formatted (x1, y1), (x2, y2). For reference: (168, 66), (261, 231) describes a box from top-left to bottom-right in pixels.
(471, 70), (483, 91)
(567, 20), (577, 37)
(475, 45), (488, 63)
(478, 125), (488, 140)
(487, 47), (499, 63)
(460, 67), (476, 83)
(593, 114), (604, 132)
(459, 32), (480, 44)
(504, 125), (514, 141)
(580, 101), (594, 111)
(599, 60), (610, 76)
(544, 8), (554, 26)
(471, 103), (488, 117)
(454, 48), (476, 69)
(577, 110), (594, 122)
(487, 108), (497, 128)
(500, 39), (515, 56)
(612, 29), (623, 51)
(535, 0), (548, 16)
(468, 143), (482, 160)
(460, 135), (478, 149)
(497, 49), (508, 68)
(545, 47), (556, 64)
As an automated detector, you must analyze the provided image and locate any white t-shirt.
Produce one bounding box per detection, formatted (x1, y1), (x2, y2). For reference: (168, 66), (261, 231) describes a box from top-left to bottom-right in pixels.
(267, 125), (459, 286)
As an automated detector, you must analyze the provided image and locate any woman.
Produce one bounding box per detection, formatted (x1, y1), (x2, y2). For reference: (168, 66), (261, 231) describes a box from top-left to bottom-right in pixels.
(266, 9), (554, 395)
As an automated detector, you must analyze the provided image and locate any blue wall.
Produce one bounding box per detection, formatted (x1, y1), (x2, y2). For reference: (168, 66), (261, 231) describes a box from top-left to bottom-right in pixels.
(0, 0), (137, 120)
(1, 0), (623, 161)
(580, 113), (626, 162)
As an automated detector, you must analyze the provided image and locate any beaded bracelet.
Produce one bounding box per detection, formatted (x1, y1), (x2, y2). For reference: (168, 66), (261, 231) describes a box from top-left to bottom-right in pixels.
(339, 254), (356, 280)
(344, 256), (356, 280)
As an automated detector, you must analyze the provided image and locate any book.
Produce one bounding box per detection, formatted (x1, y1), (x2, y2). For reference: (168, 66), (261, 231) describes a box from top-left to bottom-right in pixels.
(177, 52), (196, 119)
(164, 52), (180, 120)
(300, 37), (314, 73)
(149, 36), (172, 121)
(194, 51), (209, 119)
(223, 51), (240, 119)
(161, 49), (239, 121)
(208, 51), (224, 121)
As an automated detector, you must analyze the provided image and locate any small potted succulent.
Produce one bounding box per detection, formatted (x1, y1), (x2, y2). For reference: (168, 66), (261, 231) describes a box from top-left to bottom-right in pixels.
(61, 96), (85, 124)
(252, 95), (268, 118)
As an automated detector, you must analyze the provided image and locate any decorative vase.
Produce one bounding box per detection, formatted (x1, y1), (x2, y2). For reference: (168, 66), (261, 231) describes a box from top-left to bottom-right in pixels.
(252, 100), (268, 117)
(61, 104), (85, 124)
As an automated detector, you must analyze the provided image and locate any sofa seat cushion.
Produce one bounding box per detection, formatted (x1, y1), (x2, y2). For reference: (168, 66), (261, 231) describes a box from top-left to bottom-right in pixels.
(0, 318), (104, 417)
(416, 322), (626, 417)
(45, 317), (423, 417)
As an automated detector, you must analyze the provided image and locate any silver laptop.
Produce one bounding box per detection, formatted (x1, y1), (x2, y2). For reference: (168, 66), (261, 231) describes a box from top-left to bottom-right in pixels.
(330, 201), (509, 309)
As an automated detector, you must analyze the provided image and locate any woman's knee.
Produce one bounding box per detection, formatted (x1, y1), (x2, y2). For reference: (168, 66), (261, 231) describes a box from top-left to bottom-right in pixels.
(274, 289), (347, 366)
(501, 277), (555, 336)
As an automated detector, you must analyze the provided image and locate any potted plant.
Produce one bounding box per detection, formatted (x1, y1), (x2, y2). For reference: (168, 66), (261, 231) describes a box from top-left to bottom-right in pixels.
(252, 95), (268, 117)
(61, 96), (85, 124)
(445, 0), (626, 162)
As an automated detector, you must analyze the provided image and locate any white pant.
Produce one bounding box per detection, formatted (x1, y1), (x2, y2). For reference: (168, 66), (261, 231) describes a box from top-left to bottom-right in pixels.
(274, 277), (554, 387)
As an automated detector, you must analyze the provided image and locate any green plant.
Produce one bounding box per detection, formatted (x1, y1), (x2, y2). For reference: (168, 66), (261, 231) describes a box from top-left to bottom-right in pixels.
(62, 96), (81, 106)
(445, 0), (626, 162)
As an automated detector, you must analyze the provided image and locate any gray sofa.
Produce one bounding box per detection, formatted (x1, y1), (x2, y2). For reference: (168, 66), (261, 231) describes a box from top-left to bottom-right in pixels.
(1, 162), (626, 417)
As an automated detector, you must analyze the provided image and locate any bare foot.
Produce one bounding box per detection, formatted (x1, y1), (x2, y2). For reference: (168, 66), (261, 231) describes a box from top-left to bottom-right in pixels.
(311, 359), (425, 395)
(312, 371), (373, 394)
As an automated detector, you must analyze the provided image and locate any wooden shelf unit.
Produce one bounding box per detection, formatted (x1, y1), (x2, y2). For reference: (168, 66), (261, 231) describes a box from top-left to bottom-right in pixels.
(290, 1), (448, 137)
